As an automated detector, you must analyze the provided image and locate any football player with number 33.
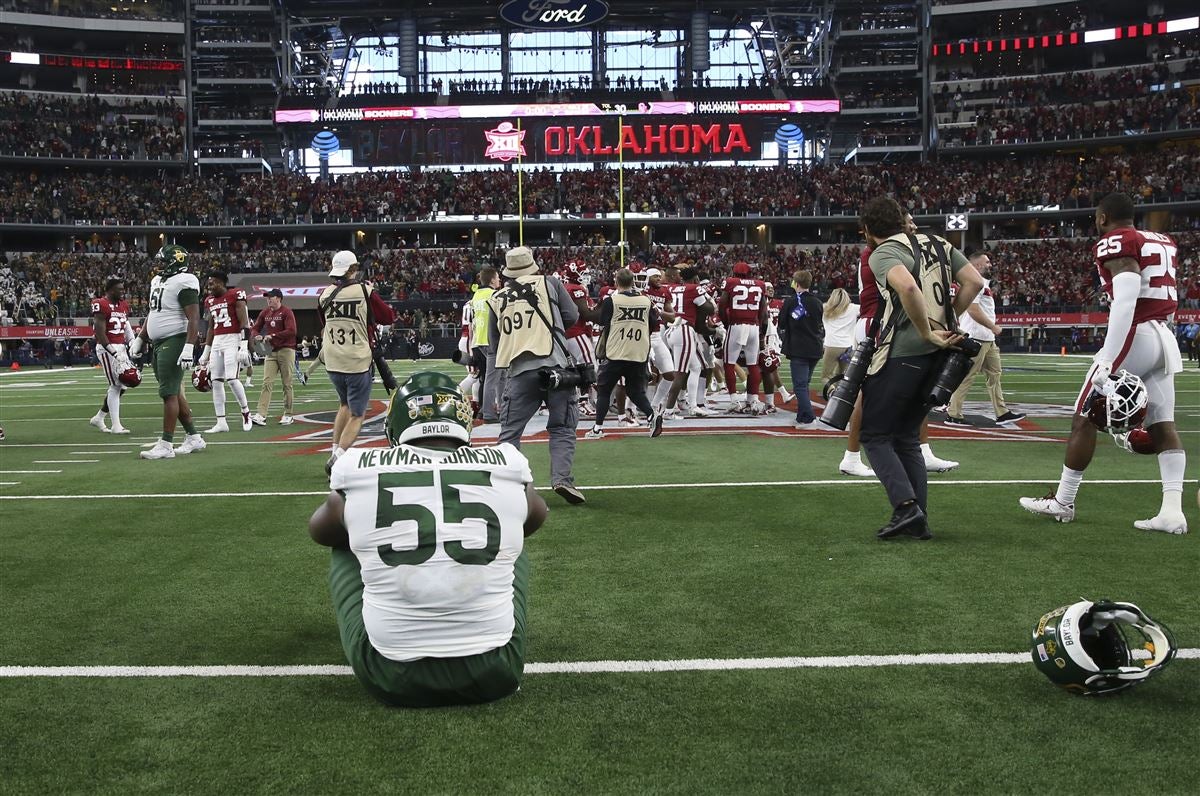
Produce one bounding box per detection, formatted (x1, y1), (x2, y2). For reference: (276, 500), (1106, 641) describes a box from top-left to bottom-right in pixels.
(1020, 193), (1186, 534)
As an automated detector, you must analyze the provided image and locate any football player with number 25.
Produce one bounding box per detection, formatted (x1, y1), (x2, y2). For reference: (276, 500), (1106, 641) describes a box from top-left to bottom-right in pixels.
(1020, 193), (1186, 534)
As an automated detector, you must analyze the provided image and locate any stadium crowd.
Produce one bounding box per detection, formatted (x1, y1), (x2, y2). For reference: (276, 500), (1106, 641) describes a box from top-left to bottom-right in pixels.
(0, 94), (186, 159)
(7, 149), (1197, 225)
(940, 88), (1195, 146)
(4, 231), (1197, 324)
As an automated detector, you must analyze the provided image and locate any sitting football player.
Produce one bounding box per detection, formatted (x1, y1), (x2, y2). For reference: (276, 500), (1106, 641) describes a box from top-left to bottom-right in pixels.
(309, 372), (548, 707)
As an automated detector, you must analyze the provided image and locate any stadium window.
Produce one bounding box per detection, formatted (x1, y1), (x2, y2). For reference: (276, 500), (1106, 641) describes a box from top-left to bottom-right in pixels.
(508, 31), (594, 86)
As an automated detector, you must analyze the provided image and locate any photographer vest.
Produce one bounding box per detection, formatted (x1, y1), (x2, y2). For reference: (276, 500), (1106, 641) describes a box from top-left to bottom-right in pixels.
(319, 282), (373, 374)
(600, 291), (652, 362)
(869, 232), (957, 375)
(488, 275), (555, 368)
(470, 286), (494, 348)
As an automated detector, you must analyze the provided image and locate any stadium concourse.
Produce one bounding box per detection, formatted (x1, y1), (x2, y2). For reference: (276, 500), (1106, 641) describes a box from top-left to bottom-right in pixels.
(1, 0), (1199, 792)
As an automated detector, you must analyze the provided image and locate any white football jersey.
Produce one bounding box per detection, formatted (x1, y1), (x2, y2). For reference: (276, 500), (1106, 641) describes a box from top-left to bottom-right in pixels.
(144, 271), (201, 341)
(331, 442), (532, 662)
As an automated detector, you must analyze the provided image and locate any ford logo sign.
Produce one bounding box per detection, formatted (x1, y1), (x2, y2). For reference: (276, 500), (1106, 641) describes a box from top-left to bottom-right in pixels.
(500, 0), (610, 30)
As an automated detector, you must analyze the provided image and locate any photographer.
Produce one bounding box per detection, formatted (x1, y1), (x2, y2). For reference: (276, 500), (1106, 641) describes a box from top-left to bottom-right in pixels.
(858, 197), (983, 541)
(318, 250), (397, 475)
(586, 267), (664, 439)
(488, 246), (585, 505)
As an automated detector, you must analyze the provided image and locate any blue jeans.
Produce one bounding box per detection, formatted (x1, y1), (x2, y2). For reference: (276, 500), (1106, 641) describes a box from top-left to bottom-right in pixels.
(789, 357), (819, 422)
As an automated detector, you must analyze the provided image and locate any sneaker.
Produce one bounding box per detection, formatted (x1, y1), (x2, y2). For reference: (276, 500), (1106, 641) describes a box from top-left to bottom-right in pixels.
(1019, 492), (1076, 523)
(89, 413), (109, 433)
(241, 410), (253, 432)
(793, 419), (819, 430)
(585, 426), (605, 439)
(876, 502), (929, 540)
(175, 434), (207, 455)
(943, 416), (971, 427)
(925, 455), (960, 473)
(205, 418), (230, 434)
(298, 372), (308, 386)
(250, 413), (267, 427)
(662, 407), (680, 419)
(840, 459), (876, 478)
(553, 483), (587, 504)
(279, 415), (294, 426)
(762, 405), (778, 414)
(139, 440), (175, 460)
(777, 389), (794, 404)
(245, 378), (253, 388)
(649, 412), (664, 438)
(995, 411), (1027, 425)
(109, 425), (130, 435)
(617, 415), (641, 428)
(690, 406), (714, 418)
(1133, 513), (1188, 535)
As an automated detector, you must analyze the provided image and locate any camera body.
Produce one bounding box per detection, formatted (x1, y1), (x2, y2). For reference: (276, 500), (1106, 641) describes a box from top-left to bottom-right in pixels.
(926, 336), (982, 407)
(539, 363), (596, 392)
(819, 338), (876, 430)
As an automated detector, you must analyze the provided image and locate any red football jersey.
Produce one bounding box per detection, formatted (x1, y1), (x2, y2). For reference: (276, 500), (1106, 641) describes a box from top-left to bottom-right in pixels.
(646, 284), (671, 332)
(91, 297), (131, 344)
(668, 283), (710, 326)
(1094, 227), (1178, 324)
(722, 276), (766, 325)
(204, 288), (247, 336)
(563, 281), (591, 339)
(857, 247), (880, 321)
(767, 297), (783, 326)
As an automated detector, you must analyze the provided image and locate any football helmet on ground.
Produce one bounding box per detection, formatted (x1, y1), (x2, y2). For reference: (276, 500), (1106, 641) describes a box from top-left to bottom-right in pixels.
(1086, 370), (1147, 432)
(1031, 599), (1176, 696)
(385, 372), (473, 446)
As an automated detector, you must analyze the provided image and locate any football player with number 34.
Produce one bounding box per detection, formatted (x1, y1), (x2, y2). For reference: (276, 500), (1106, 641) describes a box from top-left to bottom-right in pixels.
(1020, 193), (1187, 534)
(197, 271), (253, 433)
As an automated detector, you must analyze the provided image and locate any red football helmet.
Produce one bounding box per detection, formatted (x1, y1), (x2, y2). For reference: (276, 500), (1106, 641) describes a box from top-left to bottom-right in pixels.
(191, 368), (212, 393)
(1113, 427), (1156, 455)
(1087, 370), (1147, 432)
(117, 367), (141, 389)
(733, 261), (751, 276)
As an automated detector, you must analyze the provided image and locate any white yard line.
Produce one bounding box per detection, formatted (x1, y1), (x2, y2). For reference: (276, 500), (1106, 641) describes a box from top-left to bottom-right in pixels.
(0, 470), (62, 475)
(0, 478), (1192, 501)
(33, 460), (97, 464)
(2, 649), (1196, 678)
(0, 482), (20, 486)
(70, 451), (132, 455)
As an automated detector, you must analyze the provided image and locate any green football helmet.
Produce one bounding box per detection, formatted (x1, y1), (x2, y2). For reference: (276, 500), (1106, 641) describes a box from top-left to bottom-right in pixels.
(385, 372), (473, 446)
(1031, 600), (1176, 696)
(155, 244), (191, 274)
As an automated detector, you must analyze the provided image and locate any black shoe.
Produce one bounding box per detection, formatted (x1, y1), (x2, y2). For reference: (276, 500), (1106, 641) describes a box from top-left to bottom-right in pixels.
(876, 502), (927, 540)
(553, 483), (587, 505)
(909, 521), (933, 541)
(943, 415), (971, 426)
(995, 411), (1026, 425)
(649, 412), (664, 438)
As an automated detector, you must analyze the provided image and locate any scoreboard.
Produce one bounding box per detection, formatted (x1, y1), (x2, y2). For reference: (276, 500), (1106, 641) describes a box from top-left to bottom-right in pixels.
(276, 98), (840, 166)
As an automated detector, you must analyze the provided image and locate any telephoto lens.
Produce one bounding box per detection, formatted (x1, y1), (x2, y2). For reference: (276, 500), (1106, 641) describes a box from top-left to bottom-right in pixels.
(820, 339), (875, 430)
(925, 336), (982, 407)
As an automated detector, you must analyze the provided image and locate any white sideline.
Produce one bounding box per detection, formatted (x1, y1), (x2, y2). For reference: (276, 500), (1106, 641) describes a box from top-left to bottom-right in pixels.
(0, 478), (1194, 501)
(2, 649), (1197, 678)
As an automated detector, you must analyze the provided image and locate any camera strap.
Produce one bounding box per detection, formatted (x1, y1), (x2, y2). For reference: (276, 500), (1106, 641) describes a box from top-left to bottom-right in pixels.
(504, 277), (579, 366)
(320, 281), (377, 348)
(907, 233), (958, 333)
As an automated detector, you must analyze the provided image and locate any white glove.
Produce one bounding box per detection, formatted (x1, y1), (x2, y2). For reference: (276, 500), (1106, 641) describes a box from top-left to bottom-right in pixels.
(1091, 359), (1114, 395)
(129, 337), (145, 358)
(198, 345), (211, 367)
(237, 340), (251, 368)
(177, 343), (195, 370)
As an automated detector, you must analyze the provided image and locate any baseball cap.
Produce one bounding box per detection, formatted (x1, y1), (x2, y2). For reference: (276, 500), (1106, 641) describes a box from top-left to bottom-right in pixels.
(263, 288), (283, 298)
(329, 250), (358, 278)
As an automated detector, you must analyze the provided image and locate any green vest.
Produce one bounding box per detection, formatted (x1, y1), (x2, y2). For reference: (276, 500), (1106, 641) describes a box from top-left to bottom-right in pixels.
(471, 287), (495, 348)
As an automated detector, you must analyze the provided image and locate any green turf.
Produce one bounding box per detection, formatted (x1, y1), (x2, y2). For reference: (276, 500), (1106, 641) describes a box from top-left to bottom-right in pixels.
(1, 356), (1198, 793)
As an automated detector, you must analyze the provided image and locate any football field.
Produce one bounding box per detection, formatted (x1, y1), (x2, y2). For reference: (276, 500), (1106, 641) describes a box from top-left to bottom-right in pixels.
(1, 355), (1198, 794)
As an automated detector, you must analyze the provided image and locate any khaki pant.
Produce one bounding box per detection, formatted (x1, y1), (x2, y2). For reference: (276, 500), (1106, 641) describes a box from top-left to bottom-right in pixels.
(256, 347), (295, 417)
(947, 340), (1008, 419)
(820, 345), (850, 383)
